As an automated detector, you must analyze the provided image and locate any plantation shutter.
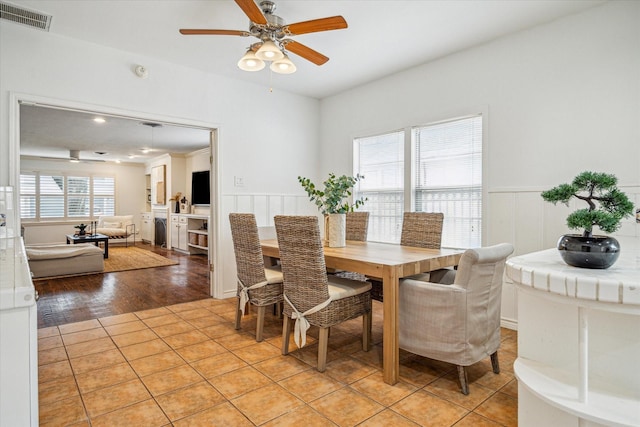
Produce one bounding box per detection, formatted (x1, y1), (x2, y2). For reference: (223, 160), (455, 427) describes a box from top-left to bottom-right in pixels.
(19, 174), (36, 219)
(68, 176), (90, 217)
(39, 174), (64, 218)
(93, 176), (115, 216)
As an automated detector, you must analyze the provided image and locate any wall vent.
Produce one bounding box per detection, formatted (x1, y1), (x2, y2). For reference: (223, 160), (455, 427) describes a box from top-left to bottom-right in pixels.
(0, 1), (51, 31)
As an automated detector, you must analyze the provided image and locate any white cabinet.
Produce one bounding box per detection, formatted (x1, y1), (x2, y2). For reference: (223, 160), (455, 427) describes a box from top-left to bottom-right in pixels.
(141, 212), (153, 243)
(170, 214), (188, 252)
(0, 187), (38, 426)
(506, 238), (640, 427)
(170, 214), (209, 255)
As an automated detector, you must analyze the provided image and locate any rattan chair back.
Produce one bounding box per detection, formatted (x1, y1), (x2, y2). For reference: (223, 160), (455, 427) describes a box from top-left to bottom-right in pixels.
(273, 215), (331, 314)
(400, 212), (444, 249)
(275, 215), (372, 370)
(345, 211), (369, 241)
(229, 213), (282, 306)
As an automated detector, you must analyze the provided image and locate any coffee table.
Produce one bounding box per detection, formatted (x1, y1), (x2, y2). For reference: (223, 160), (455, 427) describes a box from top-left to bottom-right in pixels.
(66, 233), (109, 258)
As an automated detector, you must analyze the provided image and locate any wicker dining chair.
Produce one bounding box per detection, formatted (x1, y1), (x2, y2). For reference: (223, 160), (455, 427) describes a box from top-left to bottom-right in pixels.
(274, 215), (372, 372)
(329, 211), (370, 278)
(400, 212), (444, 249)
(371, 212), (445, 301)
(229, 213), (284, 342)
(345, 211), (370, 241)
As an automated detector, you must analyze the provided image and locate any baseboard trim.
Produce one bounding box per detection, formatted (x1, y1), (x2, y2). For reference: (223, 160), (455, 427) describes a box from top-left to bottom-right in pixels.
(501, 318), (518, 331)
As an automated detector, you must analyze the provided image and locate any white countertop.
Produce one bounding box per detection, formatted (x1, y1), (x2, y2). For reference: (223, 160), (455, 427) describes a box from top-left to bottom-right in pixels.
(506, 236), (640, 306)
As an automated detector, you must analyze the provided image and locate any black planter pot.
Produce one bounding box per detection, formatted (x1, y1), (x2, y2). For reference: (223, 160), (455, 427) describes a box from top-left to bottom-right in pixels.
(557, 234), (620, 269)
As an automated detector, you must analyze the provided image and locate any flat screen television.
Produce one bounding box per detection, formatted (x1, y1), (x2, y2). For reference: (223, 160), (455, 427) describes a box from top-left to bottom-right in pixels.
(191, 170), (210, 205)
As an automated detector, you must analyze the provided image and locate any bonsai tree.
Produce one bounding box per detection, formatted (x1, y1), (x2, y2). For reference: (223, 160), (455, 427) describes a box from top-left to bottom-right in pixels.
(541, 171), (634, 237)
(298, 173), (366, 214)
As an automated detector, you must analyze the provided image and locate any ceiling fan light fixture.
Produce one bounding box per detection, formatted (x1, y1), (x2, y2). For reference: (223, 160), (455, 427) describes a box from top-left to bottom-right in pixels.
(270, 54), (296, 74)
(255, 40), (284, 61)
(237, 49), (265, 71)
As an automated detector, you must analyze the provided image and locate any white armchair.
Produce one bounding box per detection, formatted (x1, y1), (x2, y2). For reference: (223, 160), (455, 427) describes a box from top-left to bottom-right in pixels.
(96, 215), (136, 247)
(398, 243), (514, 394)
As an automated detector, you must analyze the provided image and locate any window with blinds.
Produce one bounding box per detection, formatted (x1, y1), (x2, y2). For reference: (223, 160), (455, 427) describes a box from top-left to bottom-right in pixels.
(413, 116), (482, 248)
(353, 131), (404, 243)
(19, 172), (115, 221)
(354, 114), (483, 248)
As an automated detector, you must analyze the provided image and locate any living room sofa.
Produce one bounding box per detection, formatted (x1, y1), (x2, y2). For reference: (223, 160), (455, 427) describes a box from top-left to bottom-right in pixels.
(26, 243), (105, 278)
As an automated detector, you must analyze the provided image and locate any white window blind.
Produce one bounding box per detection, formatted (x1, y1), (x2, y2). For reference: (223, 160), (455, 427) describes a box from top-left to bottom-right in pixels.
(93, 176), (115, 216)
(19, 173), (115, 221)
(19, 174), (36, 219)
(413, 115), (482, 249)
(353, 130), (404, 243)
(68, 176), (90, 217)
(353, 115), (483, 248)
(40, 174), (64, 218)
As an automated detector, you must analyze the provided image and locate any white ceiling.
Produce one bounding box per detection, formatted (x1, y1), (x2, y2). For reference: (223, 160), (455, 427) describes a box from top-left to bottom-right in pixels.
(12, 0), (606, 162)
(20, 105), (211, 164)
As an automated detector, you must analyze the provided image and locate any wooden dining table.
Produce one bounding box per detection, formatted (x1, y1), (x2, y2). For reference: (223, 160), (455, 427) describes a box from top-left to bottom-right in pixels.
(260, 239), (463, 385)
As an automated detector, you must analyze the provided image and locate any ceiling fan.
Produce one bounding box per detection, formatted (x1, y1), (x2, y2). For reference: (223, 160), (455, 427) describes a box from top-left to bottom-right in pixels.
(33, 149), (106, 163)
(179, 0), (347, 74)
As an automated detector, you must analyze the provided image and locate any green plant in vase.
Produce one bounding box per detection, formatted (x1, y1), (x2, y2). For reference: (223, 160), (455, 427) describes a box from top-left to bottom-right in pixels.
(541, 171), (634, 268)
(74, 223), (88, 236)
(298, 173), (366, 247)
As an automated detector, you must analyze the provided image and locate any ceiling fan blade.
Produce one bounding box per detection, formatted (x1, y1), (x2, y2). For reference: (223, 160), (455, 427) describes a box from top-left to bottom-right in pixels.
(179, 29), (250, 36)
(284, 16), (347, 35)
(235, 0), (267, 25)
(284, 40), (329, 65)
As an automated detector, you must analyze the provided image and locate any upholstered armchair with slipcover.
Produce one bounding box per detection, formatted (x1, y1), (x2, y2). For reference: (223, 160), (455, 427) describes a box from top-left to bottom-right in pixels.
(398, 243), (514, 394)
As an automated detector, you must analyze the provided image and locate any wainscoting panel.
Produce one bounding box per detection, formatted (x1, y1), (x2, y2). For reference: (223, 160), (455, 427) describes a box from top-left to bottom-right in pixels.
(221, 194), (316, 299)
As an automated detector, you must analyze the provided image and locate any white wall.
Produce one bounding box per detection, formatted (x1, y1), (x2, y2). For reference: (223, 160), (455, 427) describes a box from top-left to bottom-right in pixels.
(319, 1), (640, 327)
(0, 22), (320, 298)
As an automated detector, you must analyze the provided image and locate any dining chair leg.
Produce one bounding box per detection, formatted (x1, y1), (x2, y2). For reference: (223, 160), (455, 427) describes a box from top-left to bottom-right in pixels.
(235, 297), (243, 330)
(317, 327), (330, 372)
(256, 306), (266, 342)
(457, 365), (469, 395)
(490, 351), (500, 374)
(362, 311), (372, 351)
(282, 315), (292, 355)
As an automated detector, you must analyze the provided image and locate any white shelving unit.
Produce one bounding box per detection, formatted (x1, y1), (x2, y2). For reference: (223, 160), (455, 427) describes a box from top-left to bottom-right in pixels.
(186, 215), (208, 254)
(169, 214), (208, 255)
(506, 239), (640, 427)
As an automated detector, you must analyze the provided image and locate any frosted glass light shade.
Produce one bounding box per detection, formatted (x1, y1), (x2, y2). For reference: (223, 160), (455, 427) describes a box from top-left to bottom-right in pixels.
(255, 40), (284, 61)
(237, 50), (265, 71)
(270, 54), (296, 74)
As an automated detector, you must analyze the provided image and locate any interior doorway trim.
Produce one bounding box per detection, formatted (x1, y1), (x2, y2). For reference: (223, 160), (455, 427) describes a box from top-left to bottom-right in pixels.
(9, 91), (222, 298)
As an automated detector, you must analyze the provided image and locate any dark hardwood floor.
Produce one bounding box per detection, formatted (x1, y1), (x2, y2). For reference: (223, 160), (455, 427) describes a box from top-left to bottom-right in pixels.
(34, 242), (211, 328)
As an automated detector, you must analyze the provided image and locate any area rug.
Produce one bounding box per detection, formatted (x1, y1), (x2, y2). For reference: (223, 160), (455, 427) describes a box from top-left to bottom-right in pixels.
(32, 246), (179, 280)
(103, 246), (179, 273)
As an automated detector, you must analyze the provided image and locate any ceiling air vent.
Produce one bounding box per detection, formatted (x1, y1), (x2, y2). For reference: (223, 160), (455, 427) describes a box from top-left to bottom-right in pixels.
(0, 1), (52, 31)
